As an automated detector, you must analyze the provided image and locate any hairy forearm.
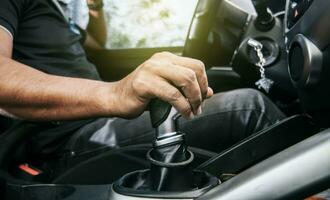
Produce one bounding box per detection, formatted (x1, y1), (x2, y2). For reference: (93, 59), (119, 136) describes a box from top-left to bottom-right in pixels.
(0, 56), (117, 121)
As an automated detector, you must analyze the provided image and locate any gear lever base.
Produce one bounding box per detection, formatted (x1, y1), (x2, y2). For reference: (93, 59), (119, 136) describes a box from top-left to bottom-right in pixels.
(112, 170), (219, 199)
(111, 100), (219, 199)
(148, 132), (194, 191)
(111, 132), (220, 199)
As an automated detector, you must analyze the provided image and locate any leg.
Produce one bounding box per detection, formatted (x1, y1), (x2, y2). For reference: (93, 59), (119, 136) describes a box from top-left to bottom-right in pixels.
(63, 112), (155, 154)
(179, 88), (285, 152)
(35, 89), (284, 178)
(65, 89), (285, 154)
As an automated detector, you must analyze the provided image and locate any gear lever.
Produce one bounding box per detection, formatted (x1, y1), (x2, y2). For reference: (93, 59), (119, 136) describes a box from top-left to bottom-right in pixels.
(148, 99), (194, 191)
(111, 99), (219, 199)
(252, 0), (275, 31)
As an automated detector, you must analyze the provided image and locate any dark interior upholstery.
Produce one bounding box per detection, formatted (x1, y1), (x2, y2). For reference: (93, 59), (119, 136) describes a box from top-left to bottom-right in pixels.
(0, 116), (12, 134)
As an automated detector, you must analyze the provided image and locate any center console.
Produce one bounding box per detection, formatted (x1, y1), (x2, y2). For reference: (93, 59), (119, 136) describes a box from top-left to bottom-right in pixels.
(108, 100), (219, 199)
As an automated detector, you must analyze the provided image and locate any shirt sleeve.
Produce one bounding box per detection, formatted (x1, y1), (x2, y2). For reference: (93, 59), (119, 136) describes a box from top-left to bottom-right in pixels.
(0, 0), (25, 38)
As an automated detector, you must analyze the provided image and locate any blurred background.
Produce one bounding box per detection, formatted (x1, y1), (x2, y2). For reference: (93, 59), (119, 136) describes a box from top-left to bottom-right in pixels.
(103, 0), (198, 49)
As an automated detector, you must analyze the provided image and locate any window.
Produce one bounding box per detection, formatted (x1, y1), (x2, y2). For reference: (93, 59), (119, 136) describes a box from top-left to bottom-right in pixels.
(103, 0), (198, 49)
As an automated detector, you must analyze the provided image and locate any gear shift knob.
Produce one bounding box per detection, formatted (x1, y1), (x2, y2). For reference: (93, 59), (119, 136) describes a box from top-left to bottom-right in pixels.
(149, 99), (181, 139)
(149, 99), (172, 128)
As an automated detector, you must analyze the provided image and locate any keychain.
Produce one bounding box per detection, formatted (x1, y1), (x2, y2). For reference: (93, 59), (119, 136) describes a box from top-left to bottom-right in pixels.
(247, 38), (274, 93)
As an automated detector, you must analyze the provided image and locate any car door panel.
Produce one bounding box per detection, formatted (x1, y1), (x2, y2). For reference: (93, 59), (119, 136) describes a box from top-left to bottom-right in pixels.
(89, 47), (183, 81)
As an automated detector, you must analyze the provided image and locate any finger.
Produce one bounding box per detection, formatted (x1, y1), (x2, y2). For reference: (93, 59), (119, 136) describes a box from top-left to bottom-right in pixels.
(147, 78), (193, 119)
(206, 87), (214, 99)
(150, 63), (202, 115)
(164, 53), (209, 99)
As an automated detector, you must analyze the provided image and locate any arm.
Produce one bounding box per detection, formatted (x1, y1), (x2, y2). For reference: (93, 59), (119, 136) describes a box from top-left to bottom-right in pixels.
(85, 0), (107, 49)
(0, 29), (116, 121)
(0, 29), (213, 122)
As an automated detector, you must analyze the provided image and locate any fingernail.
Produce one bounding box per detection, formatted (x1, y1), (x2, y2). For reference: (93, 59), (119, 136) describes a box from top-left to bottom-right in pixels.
(207, 87), (214, 98)
(197, 106), (202, 115)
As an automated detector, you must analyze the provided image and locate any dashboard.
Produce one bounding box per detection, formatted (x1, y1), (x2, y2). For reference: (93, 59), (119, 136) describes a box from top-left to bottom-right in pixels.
(286, 0), (313, 29)
(285, 0), (330, 122)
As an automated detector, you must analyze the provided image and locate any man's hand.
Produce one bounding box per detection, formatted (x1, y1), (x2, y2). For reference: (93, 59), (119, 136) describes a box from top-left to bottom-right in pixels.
(87, 0), (103, 14)
(111, 52), (213, 119)
(1, 28), (212, 121)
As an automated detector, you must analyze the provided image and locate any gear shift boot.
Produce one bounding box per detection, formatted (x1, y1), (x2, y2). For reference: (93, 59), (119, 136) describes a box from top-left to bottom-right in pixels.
(148, 134), (194, 191)
(113, 169), (219, 199)
(111, 100), (219, 199)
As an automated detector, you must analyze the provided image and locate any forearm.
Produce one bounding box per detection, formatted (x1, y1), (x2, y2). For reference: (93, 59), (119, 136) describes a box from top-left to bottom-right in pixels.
(0, 56), (118, 121)
(87, 9), (107, 47)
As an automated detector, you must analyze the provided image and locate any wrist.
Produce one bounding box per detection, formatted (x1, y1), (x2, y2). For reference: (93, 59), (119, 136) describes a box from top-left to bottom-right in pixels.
(96, 81), (120, 117)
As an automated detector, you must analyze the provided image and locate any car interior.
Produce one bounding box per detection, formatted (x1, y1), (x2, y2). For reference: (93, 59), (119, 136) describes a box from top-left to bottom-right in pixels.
(0, 0), (330, 199)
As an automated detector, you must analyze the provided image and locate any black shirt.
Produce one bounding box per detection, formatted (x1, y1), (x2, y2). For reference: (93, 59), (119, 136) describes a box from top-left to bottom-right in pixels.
(0, 0), (101, 155)
(0, 0), (100, 80)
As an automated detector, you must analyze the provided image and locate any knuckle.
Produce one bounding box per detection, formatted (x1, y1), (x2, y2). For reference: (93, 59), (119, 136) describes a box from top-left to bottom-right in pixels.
(152, 51), (171, 58)
(151, 53), (161, 60)
(182, 105), (192, 115)
(183, 69), (197, 83)
(168, 90), (182, 101)
(160, 51), (172, 56)
(142, 60), (157, 71)
(191, 96), (202, 105)
(153, 51), (161, 56)
(195, 60), (205, 74)
(140, 61), (149, 69)
(132, 75), (146, 91)
(197, 60), (205, 69)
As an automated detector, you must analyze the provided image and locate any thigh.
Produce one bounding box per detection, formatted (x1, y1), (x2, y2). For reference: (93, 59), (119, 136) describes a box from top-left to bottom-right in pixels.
(48, 89), (285, 178)
(66, 89), (285, 153)
(178, 89), (286, 152)
(65, 112), (155, 153)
